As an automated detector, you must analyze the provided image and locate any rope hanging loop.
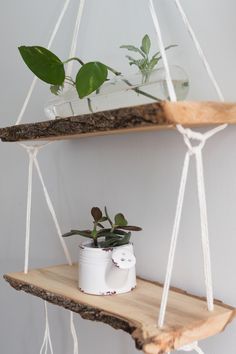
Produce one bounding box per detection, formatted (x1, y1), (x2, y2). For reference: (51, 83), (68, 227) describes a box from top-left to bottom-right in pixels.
(178, 341), (205, 354)
(14, 0), (84, 350)
(176, 126), (207, 155)
(177, 124), (228, 155)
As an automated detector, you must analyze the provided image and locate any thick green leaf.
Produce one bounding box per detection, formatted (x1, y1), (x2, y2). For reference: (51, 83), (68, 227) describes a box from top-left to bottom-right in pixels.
(117, 232), (131, 245)
(141, 34), (151, 55)
(97, 228), (113, 235)
(98, 239), (117, 248)
(112, 229), (127, 235)
(102, 232), (131, 248)
(76, 62), (108, 98)
(117, 225), (142, 231)
(91, 207), (103, 222)
(97, 229), (128, 237)
(18, 46), (65, 85)
(114, 213), (128, 226)
(98, 232), (123, 238)
(99, 216), (108, 222)
(62, 229), (92, 238)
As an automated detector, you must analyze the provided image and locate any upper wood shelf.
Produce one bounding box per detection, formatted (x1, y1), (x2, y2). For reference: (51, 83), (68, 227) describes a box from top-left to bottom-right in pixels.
(4, 263), (236, 354)
(1, 101), (236, 142)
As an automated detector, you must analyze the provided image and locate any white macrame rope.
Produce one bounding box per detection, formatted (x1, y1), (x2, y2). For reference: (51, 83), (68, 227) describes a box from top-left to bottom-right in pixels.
(66, 0), (86, 78)
(178, 341), (204, 354)
(158, 125), (227, 328)
(15, 0), (84, 351)
(148, 0), (177, 102)
(15, 0), (71, 125)
(40, 301), (54, 354)
(20, 143), (50, 273)
(19, 142), (72, 269)
(158, 151), (190, 328)
(19, 142), (73, 353)
(33, 154), (72, 265)
(24, 146), (38, 273)
(195, 149), (213, 311)
(167, 341), (204, 354)
(173, 0), (224, 102)
(16, 0), (83, 351)
(70, 312), (79, 354)
(66, 2), (86, 347)
(148, 0), (228, 333)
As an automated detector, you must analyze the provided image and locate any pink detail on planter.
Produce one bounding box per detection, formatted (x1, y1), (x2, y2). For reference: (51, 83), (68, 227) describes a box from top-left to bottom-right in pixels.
(102, 247), (113, 252)
(105, 291), (117, 295)
(112, 259), (120, 268)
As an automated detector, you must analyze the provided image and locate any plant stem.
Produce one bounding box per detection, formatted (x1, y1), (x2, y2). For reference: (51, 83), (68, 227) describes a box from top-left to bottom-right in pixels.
(122, 78), (161, 102)
(65, 76), (76, 85)
(63, 57), (84, 66)
(87, 98), (93, 113)
(106, 65), (122, 76)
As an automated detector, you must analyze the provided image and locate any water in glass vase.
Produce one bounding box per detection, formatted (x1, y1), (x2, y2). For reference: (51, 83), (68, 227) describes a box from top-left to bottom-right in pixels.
(158, 65), (189, 100)
(44, 65), (189, 119)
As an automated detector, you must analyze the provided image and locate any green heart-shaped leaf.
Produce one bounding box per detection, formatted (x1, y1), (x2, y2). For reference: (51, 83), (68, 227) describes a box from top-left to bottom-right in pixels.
(76, 62), (108, 98)
(114, 213), (128, 227)
(19, 46), (65, 85)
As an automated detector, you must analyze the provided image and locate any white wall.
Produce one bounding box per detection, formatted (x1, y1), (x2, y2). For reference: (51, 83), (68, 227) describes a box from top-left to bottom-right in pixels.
(0, 1), (236, 353)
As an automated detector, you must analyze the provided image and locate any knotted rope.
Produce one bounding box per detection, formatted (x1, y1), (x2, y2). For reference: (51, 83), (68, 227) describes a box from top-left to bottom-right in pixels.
(14, 0), (86, 352)
(148, 2), (228, 353)
(40, 301), (54, 354)
(167, 341), (205, 354)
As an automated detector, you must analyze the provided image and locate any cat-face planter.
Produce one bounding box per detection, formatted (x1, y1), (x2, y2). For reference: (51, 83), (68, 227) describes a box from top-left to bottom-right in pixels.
(78, 242), (136, 295)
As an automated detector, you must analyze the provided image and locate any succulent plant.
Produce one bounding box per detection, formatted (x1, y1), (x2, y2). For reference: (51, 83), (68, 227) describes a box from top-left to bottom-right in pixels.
(63, 207), (142, 248)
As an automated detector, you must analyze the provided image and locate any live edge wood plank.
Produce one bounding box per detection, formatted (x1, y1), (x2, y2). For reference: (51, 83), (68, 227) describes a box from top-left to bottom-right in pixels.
(4, 264), (236, 354)
(1, 101), (236, 142)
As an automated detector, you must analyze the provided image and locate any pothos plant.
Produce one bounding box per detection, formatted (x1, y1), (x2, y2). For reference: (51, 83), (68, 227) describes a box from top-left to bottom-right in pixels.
(18, 34), (176, 109)
(62, 207), (142, 248)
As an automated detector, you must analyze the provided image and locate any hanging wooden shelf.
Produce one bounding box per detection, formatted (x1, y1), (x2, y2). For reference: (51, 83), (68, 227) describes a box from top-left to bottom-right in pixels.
(4, 263), (236, 354)
(1, 101), (236, 142)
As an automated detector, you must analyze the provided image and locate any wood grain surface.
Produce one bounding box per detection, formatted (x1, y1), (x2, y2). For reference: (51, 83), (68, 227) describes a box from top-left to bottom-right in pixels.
(4, 263), (236, 353)
(0, 101), (235, 142)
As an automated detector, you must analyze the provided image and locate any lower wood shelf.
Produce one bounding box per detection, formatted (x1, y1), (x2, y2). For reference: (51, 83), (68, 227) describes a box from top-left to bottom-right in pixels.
(4, 264), (236, 354)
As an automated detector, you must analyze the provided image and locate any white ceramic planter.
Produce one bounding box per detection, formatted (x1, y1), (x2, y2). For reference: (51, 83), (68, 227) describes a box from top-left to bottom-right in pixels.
(78, 242), (136, 295)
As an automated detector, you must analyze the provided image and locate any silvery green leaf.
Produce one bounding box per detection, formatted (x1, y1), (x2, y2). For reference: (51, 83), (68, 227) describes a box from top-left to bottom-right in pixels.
(149, 58), (159, 70)
(120, 45), (145, 58)
(141, 34), (151, 55)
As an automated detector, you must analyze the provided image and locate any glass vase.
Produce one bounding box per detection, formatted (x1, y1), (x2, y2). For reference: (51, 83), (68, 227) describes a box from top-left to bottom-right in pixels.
(44, 65), (189, 119)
